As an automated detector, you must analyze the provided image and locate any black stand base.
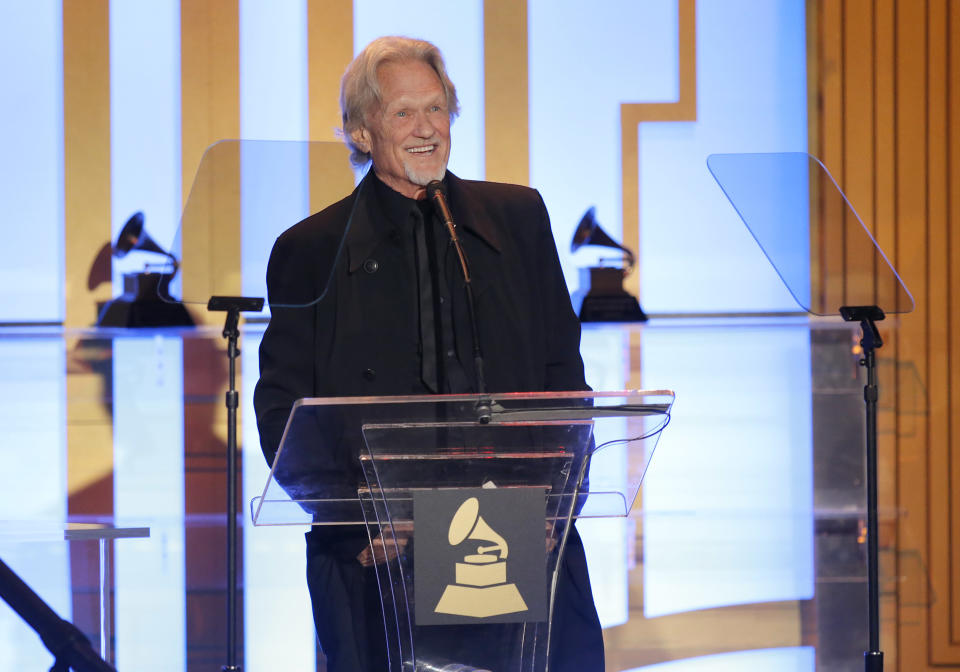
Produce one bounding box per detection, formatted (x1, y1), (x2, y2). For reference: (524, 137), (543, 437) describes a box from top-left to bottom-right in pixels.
(865, 651), (884, 672)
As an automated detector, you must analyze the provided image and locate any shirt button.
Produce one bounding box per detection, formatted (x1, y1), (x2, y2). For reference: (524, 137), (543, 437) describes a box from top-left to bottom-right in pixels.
(439, 296), (445, 304)
(363, 259), (379, 274)
(362, 368), (376, 380)
(446, 349), (455, 358)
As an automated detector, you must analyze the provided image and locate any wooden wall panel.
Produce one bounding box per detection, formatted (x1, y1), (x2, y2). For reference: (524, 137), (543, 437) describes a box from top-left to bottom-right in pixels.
(842, 0), (875, 299)
(816, 0), (845, 313)
(813, 0), (960, 667)
(871, 4), (901, 661)
(925, 0), (957, 663)
(893, 2), (931, 666)
(950, 0), (960, 648)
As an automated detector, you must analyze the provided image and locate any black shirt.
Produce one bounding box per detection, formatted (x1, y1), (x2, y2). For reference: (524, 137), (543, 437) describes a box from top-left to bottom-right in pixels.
(371, 173), (472, 394)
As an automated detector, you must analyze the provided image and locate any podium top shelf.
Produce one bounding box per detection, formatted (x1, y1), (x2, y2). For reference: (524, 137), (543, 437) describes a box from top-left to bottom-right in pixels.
(252, 390), (675, 527)
(292, 389), (673, 410)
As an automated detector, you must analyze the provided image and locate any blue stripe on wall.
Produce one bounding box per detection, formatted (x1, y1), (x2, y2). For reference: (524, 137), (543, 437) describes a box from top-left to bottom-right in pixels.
(109, 0), (183, 291)
(0, 2), (64, 322)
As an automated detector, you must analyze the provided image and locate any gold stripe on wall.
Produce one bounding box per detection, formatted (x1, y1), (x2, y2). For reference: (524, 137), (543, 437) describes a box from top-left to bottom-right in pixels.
(180, 0), (241, 320)
(307, 0), (356, 213)
(615, 12), (699, 662)
(308, 0), (352, 142)
(619, 0), (696, 312)
(63, 0), (114, 514)
(619, 0), (696, 410)
(181, 0), (240, 205)
(484, 0), (529, 186)
(180, 4), (242, 659)
(63, 0), (112, 329)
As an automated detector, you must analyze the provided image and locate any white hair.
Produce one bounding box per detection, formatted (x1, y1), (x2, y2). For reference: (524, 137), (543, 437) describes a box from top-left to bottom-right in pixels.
(339, 36), (460, 166)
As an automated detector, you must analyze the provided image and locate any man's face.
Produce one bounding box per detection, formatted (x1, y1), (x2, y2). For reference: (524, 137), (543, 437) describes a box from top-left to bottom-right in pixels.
(353, 59), (451, 199)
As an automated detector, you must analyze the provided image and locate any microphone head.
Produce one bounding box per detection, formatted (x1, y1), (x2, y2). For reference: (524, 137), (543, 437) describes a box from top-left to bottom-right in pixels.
(426, 180), (445, 199)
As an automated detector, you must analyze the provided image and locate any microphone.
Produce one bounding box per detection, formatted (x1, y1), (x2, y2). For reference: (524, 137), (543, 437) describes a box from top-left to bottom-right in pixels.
(425, 180), (491, 421)
(427, 180), (457, 240)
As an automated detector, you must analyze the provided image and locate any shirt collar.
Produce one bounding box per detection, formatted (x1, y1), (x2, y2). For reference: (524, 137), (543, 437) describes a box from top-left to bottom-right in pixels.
(346, 169), (501, 273)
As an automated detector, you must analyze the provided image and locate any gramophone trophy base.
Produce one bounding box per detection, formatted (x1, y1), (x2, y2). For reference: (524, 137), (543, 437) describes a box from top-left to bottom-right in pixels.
(435, 582), (528, 618)
(573, 267), (648, 323)
(96, 272), (195, 328)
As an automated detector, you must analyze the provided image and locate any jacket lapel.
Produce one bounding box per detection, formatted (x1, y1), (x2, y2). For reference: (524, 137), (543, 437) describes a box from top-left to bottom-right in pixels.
(344, 172), (385, 274)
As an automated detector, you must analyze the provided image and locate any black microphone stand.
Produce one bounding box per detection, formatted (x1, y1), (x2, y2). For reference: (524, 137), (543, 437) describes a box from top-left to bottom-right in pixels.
(0, 556), (116, 672)
(839, 305), (885, 672)
(207, 295), (265, 672)
(426, 181), (491, 423)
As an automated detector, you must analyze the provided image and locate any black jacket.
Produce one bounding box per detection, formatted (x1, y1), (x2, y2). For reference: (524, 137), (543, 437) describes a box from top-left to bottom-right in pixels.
(254, 170), (588, 465)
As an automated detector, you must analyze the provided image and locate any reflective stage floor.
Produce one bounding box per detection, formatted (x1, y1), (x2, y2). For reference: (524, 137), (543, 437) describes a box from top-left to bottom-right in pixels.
(0, 319), (898, 671)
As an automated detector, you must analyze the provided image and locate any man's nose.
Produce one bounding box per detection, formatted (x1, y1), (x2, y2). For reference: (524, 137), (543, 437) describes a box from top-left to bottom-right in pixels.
(412, 113), (434, 137)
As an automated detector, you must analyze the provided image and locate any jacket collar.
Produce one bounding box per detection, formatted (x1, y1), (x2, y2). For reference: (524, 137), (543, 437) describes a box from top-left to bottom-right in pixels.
(443, 171), (502, 253)
(345, 169), (501, 273)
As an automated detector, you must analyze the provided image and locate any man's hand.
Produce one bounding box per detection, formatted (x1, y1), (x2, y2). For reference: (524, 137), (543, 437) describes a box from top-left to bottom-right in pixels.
(356, 532), (410, 567)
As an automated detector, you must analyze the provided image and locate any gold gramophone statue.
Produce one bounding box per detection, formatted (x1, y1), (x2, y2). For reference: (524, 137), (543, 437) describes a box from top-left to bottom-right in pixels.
(96, 212), (195, 327)
(570, 207), (647, 322)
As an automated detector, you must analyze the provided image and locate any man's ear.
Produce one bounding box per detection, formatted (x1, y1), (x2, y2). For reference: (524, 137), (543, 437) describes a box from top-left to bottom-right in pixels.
(351, 127), (371, 154)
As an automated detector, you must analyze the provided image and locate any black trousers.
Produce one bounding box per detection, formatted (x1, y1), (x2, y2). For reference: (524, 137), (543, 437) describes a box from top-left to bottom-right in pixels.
(305, 525), (604, 672)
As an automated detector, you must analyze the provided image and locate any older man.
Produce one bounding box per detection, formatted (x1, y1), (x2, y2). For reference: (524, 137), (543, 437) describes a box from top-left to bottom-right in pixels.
(254, 36), (603, 671)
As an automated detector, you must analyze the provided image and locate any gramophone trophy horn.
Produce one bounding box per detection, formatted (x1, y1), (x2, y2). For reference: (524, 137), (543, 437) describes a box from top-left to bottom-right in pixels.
(571, 206), (635, 268)
(449, 501), (509, 559)
(570, 206), (647, 323)
(113, 211), (178, 266)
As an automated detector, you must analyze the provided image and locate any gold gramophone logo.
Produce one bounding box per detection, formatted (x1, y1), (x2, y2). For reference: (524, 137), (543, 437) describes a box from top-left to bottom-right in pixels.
(434, 496), (529, 618)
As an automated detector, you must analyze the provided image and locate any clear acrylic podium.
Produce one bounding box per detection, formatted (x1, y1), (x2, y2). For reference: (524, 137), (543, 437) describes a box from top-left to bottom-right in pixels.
(252, 390), (672, 672)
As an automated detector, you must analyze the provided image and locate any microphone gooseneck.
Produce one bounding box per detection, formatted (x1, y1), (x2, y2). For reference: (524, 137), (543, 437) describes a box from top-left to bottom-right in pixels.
(426, 180), (491, 422)
(427, 180), (470, 282)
